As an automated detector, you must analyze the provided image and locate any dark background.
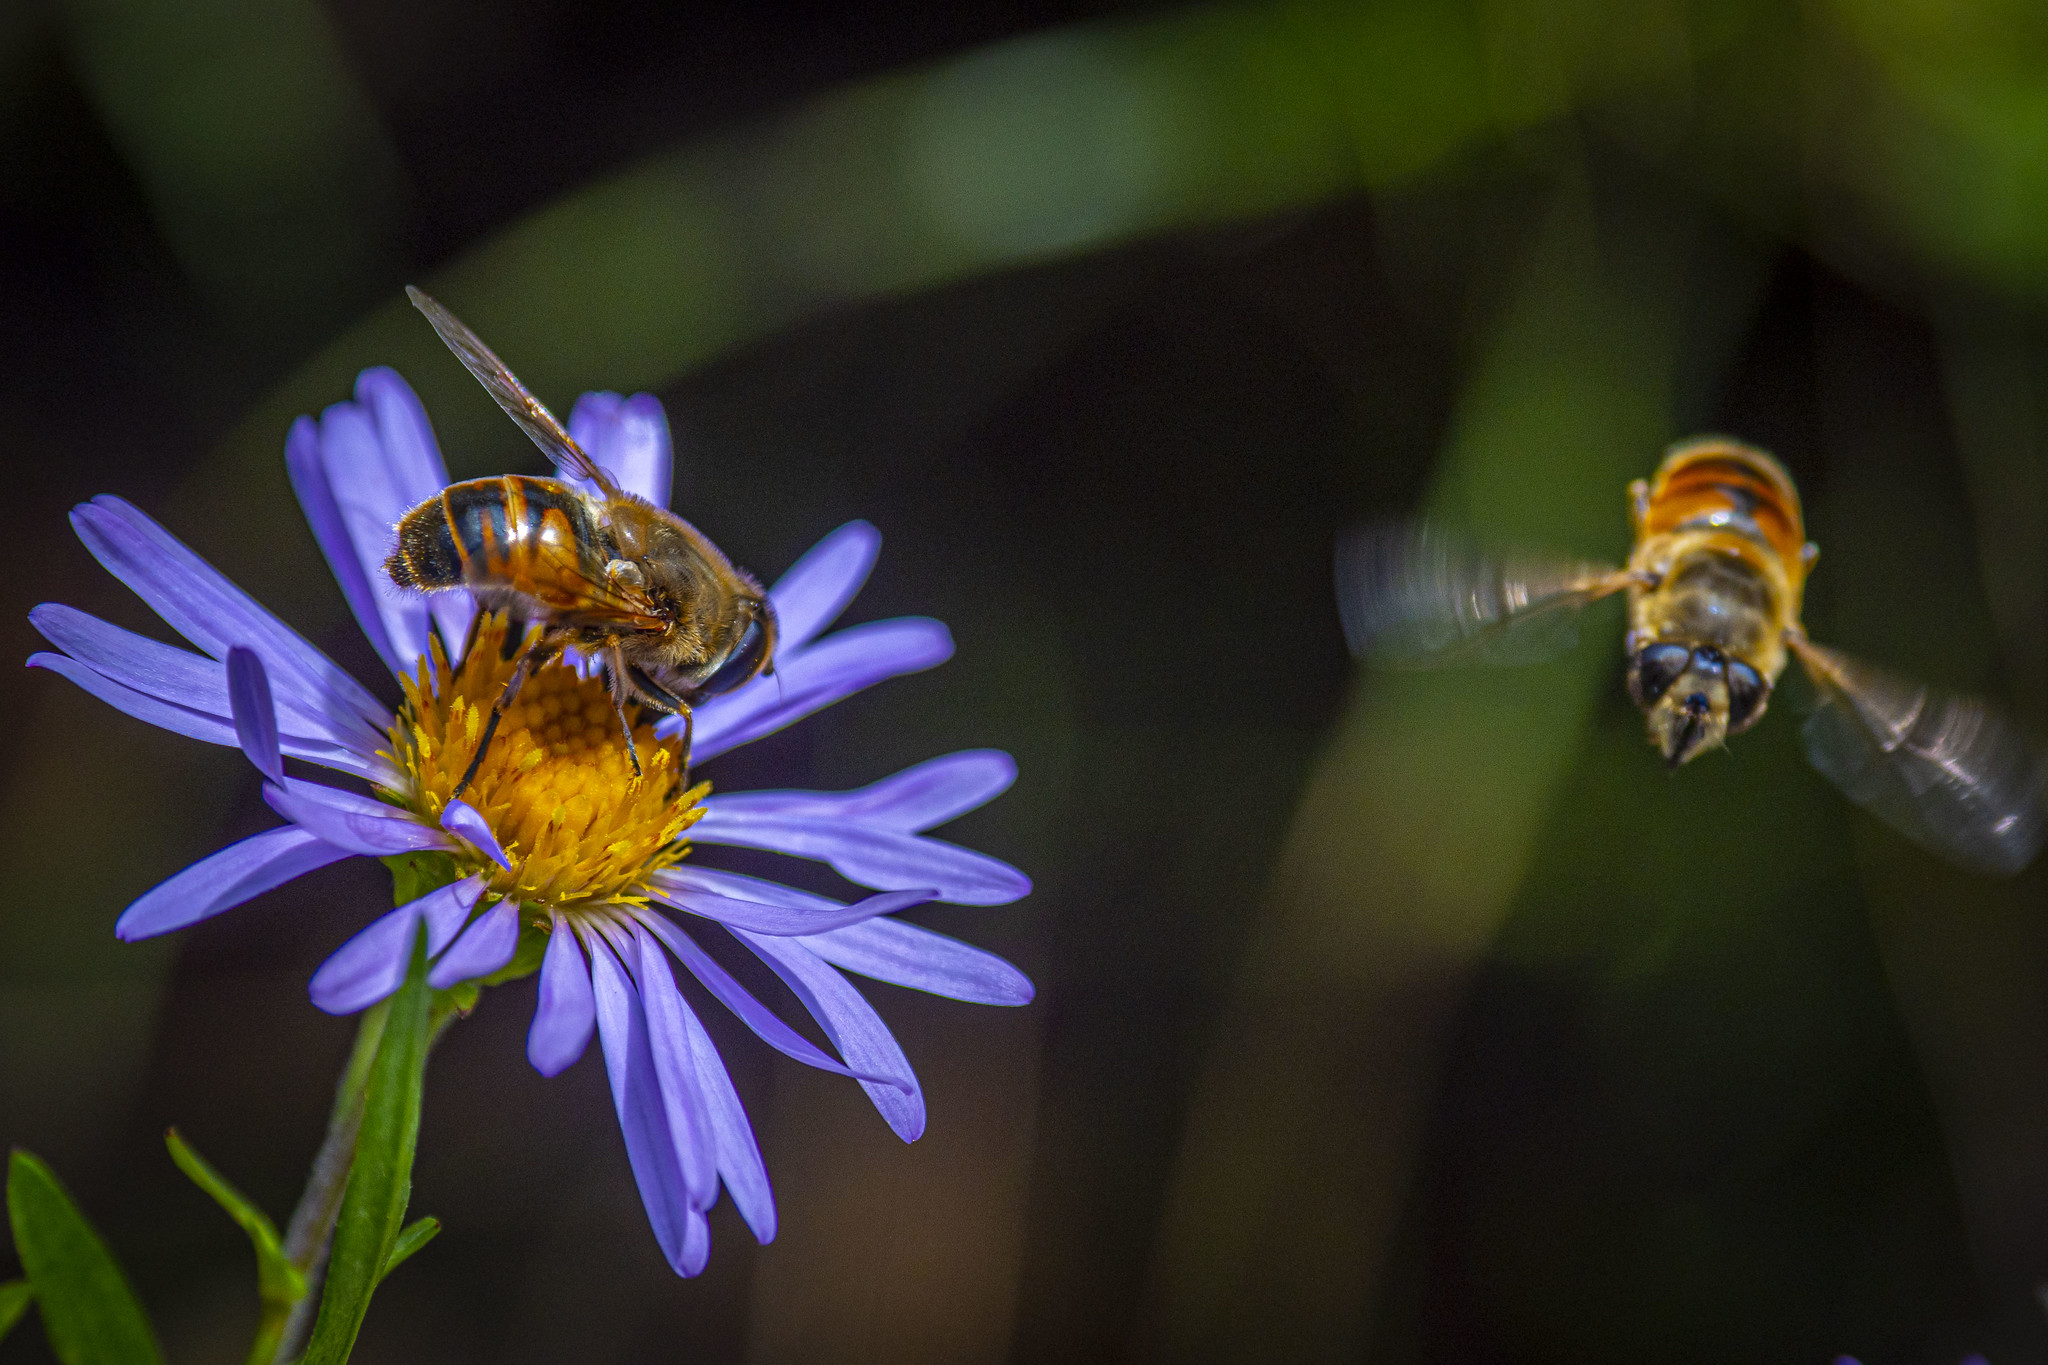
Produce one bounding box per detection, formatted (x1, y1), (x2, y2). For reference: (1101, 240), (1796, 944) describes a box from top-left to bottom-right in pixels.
(4, 1), (2048, 1362)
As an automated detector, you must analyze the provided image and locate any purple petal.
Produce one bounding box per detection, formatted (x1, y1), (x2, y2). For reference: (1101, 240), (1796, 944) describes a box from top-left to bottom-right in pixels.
(226, 647), (285, 782)
(690, 811), (1029, 905)
(569, 391), (673, 509)
(638, 912), (914, 1089)
(563, 392), (622, 494)
(70, 497), (388, 730)
(31, 651), (246, 748)
(354, 368), (476, 658)
(528, 921), (596, 1076)
(705, 750), (1016, 833)
(644, 872), (935, 935)
(803, 918), (1034, 1006)
(683, 617), (954, 760)
(28, 652), (389, 783)
(287, 415), (405, 677)
(737, 930), (925, 1141)
(263, 782), (451, 857)
(30, 604), (378, 756)
(591, 936), (709, 1276)
(633, 927), (718, 1210)
(440, 798), (511, 870)
(116, 827), (354, 940)
(31, 604), (228, 711)
(428, 899), (520, 988)
(767, 521), (881, 653)
(272, 779), (414, 820)
(814, 748), (1016, 830)
(674, 979), (775, 1243)
(312, 398), (434, 672)
(354, 369), (455, 516)
(308, 875), (485, 1014)
(656, 865), (848, 911)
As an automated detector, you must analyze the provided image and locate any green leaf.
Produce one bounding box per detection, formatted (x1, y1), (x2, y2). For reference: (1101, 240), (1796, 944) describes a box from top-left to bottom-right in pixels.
(377, 1217), (440, 1284)
(163, 1130), (305, 1365)
(0, 1280), (33, 1341)
(164, 1129), (306, 1309)
(6, 1149), (163, 1365)
(300, 922), (433, 1365)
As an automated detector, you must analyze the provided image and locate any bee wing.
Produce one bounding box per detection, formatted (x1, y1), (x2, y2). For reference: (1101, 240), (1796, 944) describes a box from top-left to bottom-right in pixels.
(1335, 521), (1637, 667)
(1791, 638), (2046, 876)
(407, 287), (619, 494)
(493, 521), (668, 633)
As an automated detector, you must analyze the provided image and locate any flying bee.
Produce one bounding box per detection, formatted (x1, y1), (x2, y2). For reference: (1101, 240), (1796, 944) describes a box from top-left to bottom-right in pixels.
(387, 287), (776, 798)
(1336, 437), (2046, 876)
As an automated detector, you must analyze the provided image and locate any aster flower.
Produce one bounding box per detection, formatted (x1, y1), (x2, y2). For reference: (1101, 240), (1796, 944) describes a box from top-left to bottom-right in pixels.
(27, 368), (1032, 1276)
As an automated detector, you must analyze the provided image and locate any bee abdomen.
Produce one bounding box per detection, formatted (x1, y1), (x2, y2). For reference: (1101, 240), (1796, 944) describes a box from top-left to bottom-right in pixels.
(385, 475), (602, 594)
(1642, 438), (1806, 570)
(387, 504), (464, 589)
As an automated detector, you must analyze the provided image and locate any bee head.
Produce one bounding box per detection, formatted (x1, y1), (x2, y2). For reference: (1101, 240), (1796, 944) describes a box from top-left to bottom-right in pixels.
(1627, 642), (1769, 769)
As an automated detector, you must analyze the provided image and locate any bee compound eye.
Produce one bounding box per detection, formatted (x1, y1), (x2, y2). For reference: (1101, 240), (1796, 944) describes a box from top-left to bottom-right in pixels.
(1725, 659), (1767, 731)
(1629, 643), (1692, 707)
(695, 615), (771, 698)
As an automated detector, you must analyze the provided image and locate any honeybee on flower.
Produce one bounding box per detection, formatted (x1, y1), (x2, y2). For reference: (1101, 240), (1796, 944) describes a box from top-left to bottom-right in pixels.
(29, 356), (1032, 1277)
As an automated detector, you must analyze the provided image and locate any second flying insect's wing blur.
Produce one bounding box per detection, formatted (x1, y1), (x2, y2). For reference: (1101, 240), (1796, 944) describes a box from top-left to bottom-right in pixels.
(1792, 639), (2046, 877)
(1335, 522), (1638, 668)
(1333, 520), (2046, 876)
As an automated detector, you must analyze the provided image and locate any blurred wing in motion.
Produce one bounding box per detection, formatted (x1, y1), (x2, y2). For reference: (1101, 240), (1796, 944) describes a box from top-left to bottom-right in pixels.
(1792, 638), (2045, 876)
(407, 287), (617, 493)
(1335, 521), (1637, 667)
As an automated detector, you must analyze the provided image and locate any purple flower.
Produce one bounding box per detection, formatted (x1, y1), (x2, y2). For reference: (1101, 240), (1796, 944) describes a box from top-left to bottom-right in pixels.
(28, 367), (1032, 1276)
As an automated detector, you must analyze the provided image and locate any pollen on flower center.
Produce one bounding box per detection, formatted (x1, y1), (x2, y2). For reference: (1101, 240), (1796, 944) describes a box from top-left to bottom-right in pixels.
(386, 613), (705, 909)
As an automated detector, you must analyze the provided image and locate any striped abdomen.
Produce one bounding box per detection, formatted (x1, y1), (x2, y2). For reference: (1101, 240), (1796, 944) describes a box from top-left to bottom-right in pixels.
(1626, 437), (1813, 685)
(387, 475), (610, 612)
(1638, 438), (1807, 575)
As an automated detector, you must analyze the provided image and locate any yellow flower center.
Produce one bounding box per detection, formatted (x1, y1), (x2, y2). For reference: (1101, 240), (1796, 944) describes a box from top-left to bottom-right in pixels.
(384, 613), (705, 909)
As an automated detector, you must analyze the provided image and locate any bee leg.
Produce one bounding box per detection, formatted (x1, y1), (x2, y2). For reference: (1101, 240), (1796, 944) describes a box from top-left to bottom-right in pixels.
(604, 641), (643, 779)
(622, 664), (693, 784)
(614, 697), (642, 778)
(451, 630), (564, 801)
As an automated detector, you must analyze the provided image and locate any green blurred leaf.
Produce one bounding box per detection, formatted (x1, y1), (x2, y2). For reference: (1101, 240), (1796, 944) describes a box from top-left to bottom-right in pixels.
(300, 922), (432, 1365)
(0, 1280), (33, 1341)
(164, 1129), (305, 1309)
(5, 1149), (163, 1365)
(377, 1217), (440, 1284)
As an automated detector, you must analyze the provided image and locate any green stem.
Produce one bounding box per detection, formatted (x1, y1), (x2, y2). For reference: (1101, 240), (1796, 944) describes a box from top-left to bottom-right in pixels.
(261, 995), (466, 1365)
(260, 1002), (388, 1365)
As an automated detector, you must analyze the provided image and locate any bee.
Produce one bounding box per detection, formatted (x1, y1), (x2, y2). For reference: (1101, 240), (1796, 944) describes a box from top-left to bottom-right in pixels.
(1336, 437), (2045, 876)
(387, 287), (776, 797)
